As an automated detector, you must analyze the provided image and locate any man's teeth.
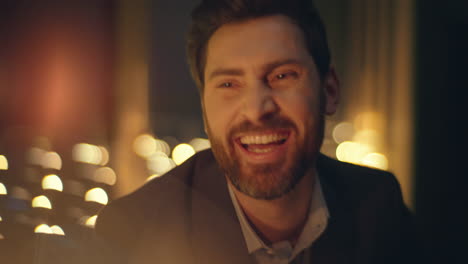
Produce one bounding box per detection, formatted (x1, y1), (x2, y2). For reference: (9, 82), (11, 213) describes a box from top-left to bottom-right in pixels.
(239, 134), (288, 145)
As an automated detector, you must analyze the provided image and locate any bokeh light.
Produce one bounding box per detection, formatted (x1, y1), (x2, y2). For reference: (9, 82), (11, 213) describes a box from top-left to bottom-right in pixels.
(72, 143), (102, 165)
(155, 139), (171, 156)
(133, 134), (157, 158)
(50, 225), (65, 236)
(146, 174), (161, 182)
(336, 141), (372, 164)
(28, 148), (46, 166)
(34, 224), (53, 234)
(41, 152), (62, 170)
(11, 186), (31, 200)
(32, 195), (52, 209)
(84, 188), (108, 205)
(0, 183), (7, 195)
(332, 122), (355, 144)
(172, 144), (195, 165)
(93, 167), (117, 186)
(361, 153), (389, 170)
(0, 233), (4, 240)
(42, 174), (64, 192)
(98, 146), (110, 166)
(85, 215), (98, 228)
(147, 154), (176, 175)
(189, 138), (211, 152)
(0, 155), (8, 170)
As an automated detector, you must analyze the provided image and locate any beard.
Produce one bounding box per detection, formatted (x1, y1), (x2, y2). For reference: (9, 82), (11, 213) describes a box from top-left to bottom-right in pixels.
(206, 113), (325, 200)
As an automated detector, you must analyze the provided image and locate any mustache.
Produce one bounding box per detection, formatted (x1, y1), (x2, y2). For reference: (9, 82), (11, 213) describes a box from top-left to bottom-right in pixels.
(228, 116), (297, 137)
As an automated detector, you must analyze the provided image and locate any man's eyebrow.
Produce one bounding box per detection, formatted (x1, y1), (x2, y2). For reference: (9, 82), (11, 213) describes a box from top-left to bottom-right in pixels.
(207, 68), (245, 81)
(261, 58), (304, 73)
(207, 58), (304, 81)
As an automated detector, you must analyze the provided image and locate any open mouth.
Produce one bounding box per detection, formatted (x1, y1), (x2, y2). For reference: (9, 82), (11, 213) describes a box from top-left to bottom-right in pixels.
(236, 132), (290, 154)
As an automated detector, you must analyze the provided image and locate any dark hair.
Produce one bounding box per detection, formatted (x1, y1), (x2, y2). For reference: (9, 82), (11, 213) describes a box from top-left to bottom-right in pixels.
(186, 0), (331, 93)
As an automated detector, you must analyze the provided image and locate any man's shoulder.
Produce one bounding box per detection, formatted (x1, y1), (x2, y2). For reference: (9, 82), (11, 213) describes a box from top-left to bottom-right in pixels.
(317, 153), (403, 203)
(94, 149), (218, 241)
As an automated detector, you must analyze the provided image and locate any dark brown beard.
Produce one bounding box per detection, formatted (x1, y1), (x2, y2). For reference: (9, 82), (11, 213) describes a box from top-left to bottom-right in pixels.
(207, 114), (325, 200)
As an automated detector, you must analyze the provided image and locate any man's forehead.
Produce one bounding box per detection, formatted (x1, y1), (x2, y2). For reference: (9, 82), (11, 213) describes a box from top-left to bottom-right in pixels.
(203, 15), (311, 78)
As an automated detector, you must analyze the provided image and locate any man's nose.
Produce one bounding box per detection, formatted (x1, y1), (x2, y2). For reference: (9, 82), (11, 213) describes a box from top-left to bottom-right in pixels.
(241, 80), (279, 123)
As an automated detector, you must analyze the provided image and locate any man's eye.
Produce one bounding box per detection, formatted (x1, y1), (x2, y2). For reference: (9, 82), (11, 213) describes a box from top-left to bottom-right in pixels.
(273, 71), (298, 81)
(219, 82), (233, 88)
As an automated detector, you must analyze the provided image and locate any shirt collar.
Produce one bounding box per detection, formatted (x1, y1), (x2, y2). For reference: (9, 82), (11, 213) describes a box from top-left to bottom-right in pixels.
(227, 172), (330, 257)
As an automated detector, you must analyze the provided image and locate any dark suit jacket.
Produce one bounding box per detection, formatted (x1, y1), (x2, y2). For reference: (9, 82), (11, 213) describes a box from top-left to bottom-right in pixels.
(95, 150), (417, 264)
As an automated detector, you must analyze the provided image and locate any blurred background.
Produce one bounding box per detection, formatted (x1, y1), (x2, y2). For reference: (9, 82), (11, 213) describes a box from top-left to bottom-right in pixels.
(0, 0), (466, 263)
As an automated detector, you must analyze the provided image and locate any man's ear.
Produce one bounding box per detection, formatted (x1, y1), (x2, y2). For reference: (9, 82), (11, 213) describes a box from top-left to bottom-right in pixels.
(323, 67), (340, 115)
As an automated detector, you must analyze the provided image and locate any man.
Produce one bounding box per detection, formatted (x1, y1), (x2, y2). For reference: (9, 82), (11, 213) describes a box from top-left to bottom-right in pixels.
(96, 0), (416, 263)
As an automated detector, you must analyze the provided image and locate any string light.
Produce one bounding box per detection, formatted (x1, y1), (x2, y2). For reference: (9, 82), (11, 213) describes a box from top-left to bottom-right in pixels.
(0, 155), (8, 170)
(32, 195), (52, 209)
(42, 174), (64, 192)
(172, 144), (195, 165)
(84, 188), (108, 205)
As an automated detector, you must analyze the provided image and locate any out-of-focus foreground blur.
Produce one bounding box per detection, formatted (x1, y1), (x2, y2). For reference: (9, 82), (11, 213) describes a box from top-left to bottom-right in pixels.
(0, 0), (466, 263)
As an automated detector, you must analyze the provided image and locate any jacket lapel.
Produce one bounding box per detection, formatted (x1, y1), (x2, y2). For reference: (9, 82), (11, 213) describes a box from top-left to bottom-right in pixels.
(190, 152), (255, 264)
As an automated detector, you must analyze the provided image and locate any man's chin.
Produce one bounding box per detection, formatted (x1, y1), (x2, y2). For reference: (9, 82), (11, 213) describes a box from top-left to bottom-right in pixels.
(228, 162), (303, 200)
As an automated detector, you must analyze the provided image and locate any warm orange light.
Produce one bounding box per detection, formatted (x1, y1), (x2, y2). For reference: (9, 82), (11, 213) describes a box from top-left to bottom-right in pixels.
(0, 155), (8, 170)
(34, 224), (53, 234)
(93, 167), (117, 186)
(85, 215), (98, 228)
(332, 122), (354, 144)
(172, 144), (195, 165)
(189, 138), (211, 152)
(361, 153), (389, 170)
(133, 134), (156, 158)
(32, 195), (52, 209)
(42, 174), (63, 192)
(0, 183), (7, 195)
(41, 152), (62, 170)
(84, 188), (108, 205)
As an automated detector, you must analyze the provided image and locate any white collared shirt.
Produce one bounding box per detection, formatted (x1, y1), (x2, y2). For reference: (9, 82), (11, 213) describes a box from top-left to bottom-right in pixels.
(227, 174), (329, 264)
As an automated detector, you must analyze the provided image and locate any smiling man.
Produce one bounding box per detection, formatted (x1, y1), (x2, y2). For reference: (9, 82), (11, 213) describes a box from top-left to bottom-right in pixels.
(95, 1), (417, 263)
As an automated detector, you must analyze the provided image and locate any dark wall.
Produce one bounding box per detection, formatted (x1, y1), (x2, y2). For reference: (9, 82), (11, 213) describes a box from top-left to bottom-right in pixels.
(413, 0), (468, 261)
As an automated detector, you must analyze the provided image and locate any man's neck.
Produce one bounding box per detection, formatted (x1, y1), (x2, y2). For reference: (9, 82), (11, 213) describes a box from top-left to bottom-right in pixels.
(229, 172), (315, 246)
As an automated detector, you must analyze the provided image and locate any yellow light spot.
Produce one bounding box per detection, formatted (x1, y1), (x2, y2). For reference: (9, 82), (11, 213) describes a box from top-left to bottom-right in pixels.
(34, 224), (53, 234)
(42, 174), (63, 192)
(41, 152), (62, 170)
(354, 111), (383, 131)
(28, 148), (46, 165)
(50, 225), (65, 236)
(98, 146), (110, 166)
(0, 216), (2, 222)
(85, 215), (98, 228)
(336, 141), (372, 164)
(189, 138), (211, 152)
(93, 167), (117, 186)
(146, 174), (161, 182)
(353, 129), (380, 148)
(0, 155), (8, 170)
(133, 134), (157, 158)
(0, 233), (4, 240)
(72, 143), (102, 165)
(147, 155), (176, 175)
(154, 139), (171, 156)
(84, 188), (108, 205)
(361, 153), (389, 170)
(172, 144), (195, 165)
(0, 183), (7, 195)
(332, 122), (355, 144)
(32, 195), (52, 209)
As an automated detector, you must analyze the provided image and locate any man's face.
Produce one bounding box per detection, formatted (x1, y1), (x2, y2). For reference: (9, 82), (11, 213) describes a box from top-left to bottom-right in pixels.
(202, 15), (338, 200)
